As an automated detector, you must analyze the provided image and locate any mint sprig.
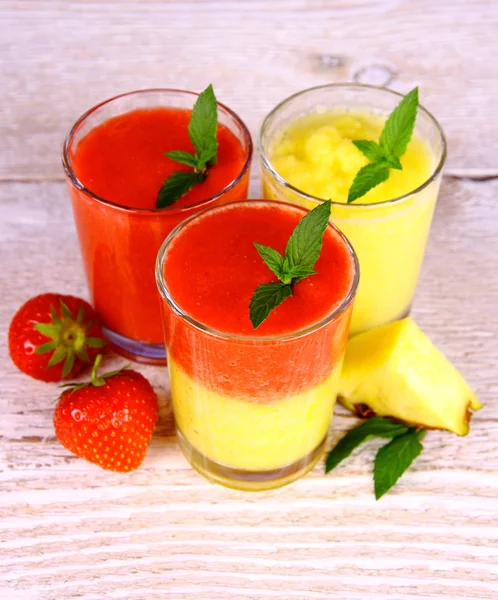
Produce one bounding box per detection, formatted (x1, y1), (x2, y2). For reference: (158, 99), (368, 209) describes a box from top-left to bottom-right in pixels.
(163, 150), (200, 170)
(325, 415), (426, 499)
(248, 282), (292, 329)
(156, 84), (218, 208)
(347, 163), (390, 205)
(347, 87), (419, 204)
(253, 244), (286, 281)
(157, 171), (205, 208)
(380, 87), (419, 158)
(325, 416), (410, 473)
(188, 83), (218, 166)
(373, 429), (425, 499)
(249, 200), (331, 328)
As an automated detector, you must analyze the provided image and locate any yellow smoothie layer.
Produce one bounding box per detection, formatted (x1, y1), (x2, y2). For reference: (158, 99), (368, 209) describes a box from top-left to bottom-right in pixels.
(169, 356), (342, 472)
(263, 108), (441, 335)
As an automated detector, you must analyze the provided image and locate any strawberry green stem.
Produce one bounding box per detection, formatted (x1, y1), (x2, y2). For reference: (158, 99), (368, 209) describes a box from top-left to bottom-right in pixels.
(91, 354), (106, 387)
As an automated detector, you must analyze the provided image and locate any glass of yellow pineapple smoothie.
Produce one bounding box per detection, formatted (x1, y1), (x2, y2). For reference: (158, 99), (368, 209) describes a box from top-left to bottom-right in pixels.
(259, 84), (446, 336)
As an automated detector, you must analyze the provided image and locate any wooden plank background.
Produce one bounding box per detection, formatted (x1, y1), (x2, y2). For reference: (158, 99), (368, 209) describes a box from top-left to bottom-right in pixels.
(1, 1), (497, 599)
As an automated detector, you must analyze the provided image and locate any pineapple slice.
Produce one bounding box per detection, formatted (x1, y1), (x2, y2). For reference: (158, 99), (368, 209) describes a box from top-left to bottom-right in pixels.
(338, 318), (482, 435)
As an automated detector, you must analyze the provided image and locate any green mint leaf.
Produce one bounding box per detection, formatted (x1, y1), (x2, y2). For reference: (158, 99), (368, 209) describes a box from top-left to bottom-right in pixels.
(160, 85), (218, 202)
(165, 150), (201, 170)
(254, 243), (285, 281)
(249, 200), (332, 327)
(347, 163), (390, 204)
(373, 428), (425, 500)
(346, 88), (420, 203)
(352, 140), (385, 163)
(188, 84), (218, 167)
(284, 199), (332, 273)
(249, 282), (292, 329)
(325, 417), (410, 473)
(156, 171), (205, 208)
(284, 264), (317, 283)
(379, 87), (419, 159)
(383, 154), (403, 170)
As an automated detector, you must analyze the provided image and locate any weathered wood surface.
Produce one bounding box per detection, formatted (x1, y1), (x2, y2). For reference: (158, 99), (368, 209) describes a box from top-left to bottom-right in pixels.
(1, 1), (498, 599)
(2, 0), (498, 181)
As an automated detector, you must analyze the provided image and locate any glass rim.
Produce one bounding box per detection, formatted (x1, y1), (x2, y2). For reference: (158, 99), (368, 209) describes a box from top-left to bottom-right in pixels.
(62, 88), (253, 215)
(259, 82), (447, 209)
(155, 199), (360, 342)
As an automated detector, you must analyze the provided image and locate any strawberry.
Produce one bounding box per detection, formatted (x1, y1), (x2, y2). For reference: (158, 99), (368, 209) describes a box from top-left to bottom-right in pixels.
(53, 355), (159, 472)
(9, 293), (105, 382)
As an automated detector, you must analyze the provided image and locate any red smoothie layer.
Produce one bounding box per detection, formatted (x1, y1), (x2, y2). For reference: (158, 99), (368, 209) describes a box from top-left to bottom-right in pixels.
(67, 106), (249, 345)
(161, 202), (356, 399)
(165, 202), (354, 335)
(71, 107), (245, 210)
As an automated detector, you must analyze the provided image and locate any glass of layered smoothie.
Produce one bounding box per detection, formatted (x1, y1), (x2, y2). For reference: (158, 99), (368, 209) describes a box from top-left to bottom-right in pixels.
(156, 200), (359, 490)
(259, 84), (446, 336)
(63, 89), (252, 363)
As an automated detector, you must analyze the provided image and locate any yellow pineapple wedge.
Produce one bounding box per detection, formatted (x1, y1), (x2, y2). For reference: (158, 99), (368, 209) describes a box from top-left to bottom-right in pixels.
(338, 318), (482, 435)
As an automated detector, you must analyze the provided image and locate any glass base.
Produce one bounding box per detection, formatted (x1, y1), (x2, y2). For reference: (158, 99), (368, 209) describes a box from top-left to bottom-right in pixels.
(103, 327), (166, 365)
(177, 429), (326, 491)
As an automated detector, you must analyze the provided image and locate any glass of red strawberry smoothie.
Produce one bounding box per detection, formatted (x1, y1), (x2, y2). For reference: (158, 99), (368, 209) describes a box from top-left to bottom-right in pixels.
(156, 200), (359, 490)
(63, 89), (252, 364)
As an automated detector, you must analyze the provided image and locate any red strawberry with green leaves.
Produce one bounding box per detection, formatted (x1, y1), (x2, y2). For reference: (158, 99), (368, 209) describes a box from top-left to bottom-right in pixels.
(54, 355), (159, 472)
(8, 293), (105, 382)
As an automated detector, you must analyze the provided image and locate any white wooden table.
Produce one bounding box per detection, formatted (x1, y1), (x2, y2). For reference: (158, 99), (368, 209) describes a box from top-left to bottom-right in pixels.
(1, 2), (497, 598)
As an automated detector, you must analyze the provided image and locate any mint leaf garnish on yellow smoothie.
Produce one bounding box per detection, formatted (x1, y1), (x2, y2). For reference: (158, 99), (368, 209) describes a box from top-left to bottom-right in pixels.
(156, 84), (218, 208)
(347, 163), (390, 206)
(249, 200), (331, 328)
(380, 87), (419, 159)
(347, 87), (419, 203)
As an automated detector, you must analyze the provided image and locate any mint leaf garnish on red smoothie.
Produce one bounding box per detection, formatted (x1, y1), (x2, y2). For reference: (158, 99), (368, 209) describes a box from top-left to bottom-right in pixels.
(249, 200), (332, 328)
(157, 172), (205, 208)
(347, 87), (419, 203)
(187, 83), (219, 167)
(249, 282), (293, 330)
(156, 84), (218, 208)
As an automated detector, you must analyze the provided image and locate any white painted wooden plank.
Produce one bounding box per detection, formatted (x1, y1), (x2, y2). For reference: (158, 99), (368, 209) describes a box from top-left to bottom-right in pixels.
(1, 0), (498, 180)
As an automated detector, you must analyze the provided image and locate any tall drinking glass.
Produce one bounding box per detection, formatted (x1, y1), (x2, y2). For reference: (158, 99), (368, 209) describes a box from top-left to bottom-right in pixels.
(259, 84), (446, 336)
(156, 200), (359, 490)
(63, 89), (252, 363)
